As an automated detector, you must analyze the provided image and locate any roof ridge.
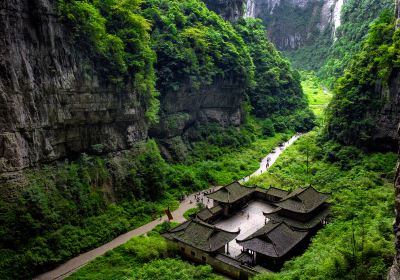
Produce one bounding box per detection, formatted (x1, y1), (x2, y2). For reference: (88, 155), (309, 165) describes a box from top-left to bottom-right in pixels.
(237, 222), (282, 242)
(192, 218), (240, 234)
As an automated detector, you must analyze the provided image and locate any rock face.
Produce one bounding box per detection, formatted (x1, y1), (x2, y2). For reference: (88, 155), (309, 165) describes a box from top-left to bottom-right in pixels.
(150, 79), (244, 160)
(0, 0), (148, 173)
(397, 0), (400, 28)
(202, 0), (245, 21)
(388, 2), (400, 279)
(0, 0), (248, 171)
(246, 0), (343, 50)
(374, 71), (400, 151)
(389, 125), (400, 280)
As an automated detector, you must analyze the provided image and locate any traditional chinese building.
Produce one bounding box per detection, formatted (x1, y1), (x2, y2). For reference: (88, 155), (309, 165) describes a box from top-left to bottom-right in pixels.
(162, 218), (239, 257)
(207, 181), (255, 215)
(195, 205), (223, 223)
(236, 221), (308, 269)
(162, 183), (330, 279)
(264, 186), (330, 230)
(162, 218), (258, 279)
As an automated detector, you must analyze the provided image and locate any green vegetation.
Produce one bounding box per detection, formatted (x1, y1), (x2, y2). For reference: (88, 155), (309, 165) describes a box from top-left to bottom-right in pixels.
(66, 223), (223, 280)
(183, 207), (200, 220)
(0, 141), (180, 279)
(327, 11), (400, 148)
(63, 128), (397, 280)
(142, 0), (254, 94)
(58, 0), (256, 122)
(249, 131), (397, 280)
(57, 0), (159, 122)
(301, 71), (332, 121)
(286, 0), (394, 88)
(235, 19), (315, 132)
(1, 0), (317, 277)
(0, 121), (291, 279)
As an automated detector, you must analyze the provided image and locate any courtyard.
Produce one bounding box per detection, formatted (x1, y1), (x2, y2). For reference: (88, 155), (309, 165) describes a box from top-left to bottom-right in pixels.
(213, 200), (276, 257)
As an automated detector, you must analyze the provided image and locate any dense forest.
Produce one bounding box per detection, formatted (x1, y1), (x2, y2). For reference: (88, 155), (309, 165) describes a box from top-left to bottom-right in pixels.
(0, 0), (399, 279)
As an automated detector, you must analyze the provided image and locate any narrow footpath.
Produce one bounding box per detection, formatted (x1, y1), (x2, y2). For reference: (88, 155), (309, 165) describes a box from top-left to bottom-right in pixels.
(240, 133), (301, 182)
(35, 134), (301, 280)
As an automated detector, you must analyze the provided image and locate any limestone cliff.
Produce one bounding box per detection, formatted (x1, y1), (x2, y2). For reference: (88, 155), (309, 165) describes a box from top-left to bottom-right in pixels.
(245, 0), (344, 49)
(0, 0), (248, 171)
(388, 2), (400, 279)
(202, 0), (245, 21)
(0, 0), (148, 174)
(389, 125), (400, 280)
(149, 79), (244, 160)
(374, 70), (400, 151)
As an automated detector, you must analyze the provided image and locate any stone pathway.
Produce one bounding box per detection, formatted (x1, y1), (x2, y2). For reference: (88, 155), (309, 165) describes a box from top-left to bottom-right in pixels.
(34, 189), (216, 280)
(240, 134), (301, 183)
(35, 134), (301, 280)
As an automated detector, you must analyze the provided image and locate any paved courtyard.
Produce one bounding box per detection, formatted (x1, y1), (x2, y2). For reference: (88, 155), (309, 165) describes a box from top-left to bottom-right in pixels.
(213, 200), (277, 257)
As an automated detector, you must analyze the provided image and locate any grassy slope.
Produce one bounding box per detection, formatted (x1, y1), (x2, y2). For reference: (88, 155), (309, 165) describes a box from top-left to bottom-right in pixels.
(301, 72), (332, 122)
(250, 132), (396, 280)
(249, 76), (396, 279)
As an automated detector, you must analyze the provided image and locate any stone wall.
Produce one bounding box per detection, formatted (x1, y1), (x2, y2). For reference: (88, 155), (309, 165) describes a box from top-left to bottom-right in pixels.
(373, 70), (400, 151)
(168, 240), (257, 280)
(0, 0), (148, 173)
(0, 0), (248, 171)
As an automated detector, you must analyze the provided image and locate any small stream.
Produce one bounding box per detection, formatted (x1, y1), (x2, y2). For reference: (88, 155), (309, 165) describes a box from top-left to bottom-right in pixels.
(240, 133), (302, 183)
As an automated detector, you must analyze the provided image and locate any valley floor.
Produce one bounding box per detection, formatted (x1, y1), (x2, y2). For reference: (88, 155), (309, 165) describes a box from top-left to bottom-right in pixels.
(36, 133), (301, 279)
(65, 75), (397, 280)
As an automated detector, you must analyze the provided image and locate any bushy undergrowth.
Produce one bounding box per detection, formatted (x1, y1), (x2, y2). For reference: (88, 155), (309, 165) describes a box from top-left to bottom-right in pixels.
(66, 223), (223, 280)
(249, 131), (397, 280)
(0, 122), (290, 279)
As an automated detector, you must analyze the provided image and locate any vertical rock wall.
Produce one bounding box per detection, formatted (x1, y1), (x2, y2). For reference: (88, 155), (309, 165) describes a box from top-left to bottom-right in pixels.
(246, 0), (342, 50)
(0, 0), (148, 173)
(388, 2), (400, 278)
(202, 0), (245, 21)
(389, 124), (400, 280)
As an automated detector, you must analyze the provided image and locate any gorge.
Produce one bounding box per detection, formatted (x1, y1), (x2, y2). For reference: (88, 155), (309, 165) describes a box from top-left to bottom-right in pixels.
(0, 0), (399, 279)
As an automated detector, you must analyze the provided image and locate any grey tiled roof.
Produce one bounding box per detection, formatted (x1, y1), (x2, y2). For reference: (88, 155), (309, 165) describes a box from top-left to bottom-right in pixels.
(196, 205), (223, 221)
(237, 222), (307, 258)
(275, 186), (330, 213)
(265, 187), (289, 198)
(207, 181), (254, 203)
(162, 218), (239, 252)
(264, 204), (330, 229)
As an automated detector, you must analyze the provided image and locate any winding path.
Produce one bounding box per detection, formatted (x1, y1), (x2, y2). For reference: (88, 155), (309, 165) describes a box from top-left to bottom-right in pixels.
(240, 134), (301, 182)
(34, 134), (301, 280)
